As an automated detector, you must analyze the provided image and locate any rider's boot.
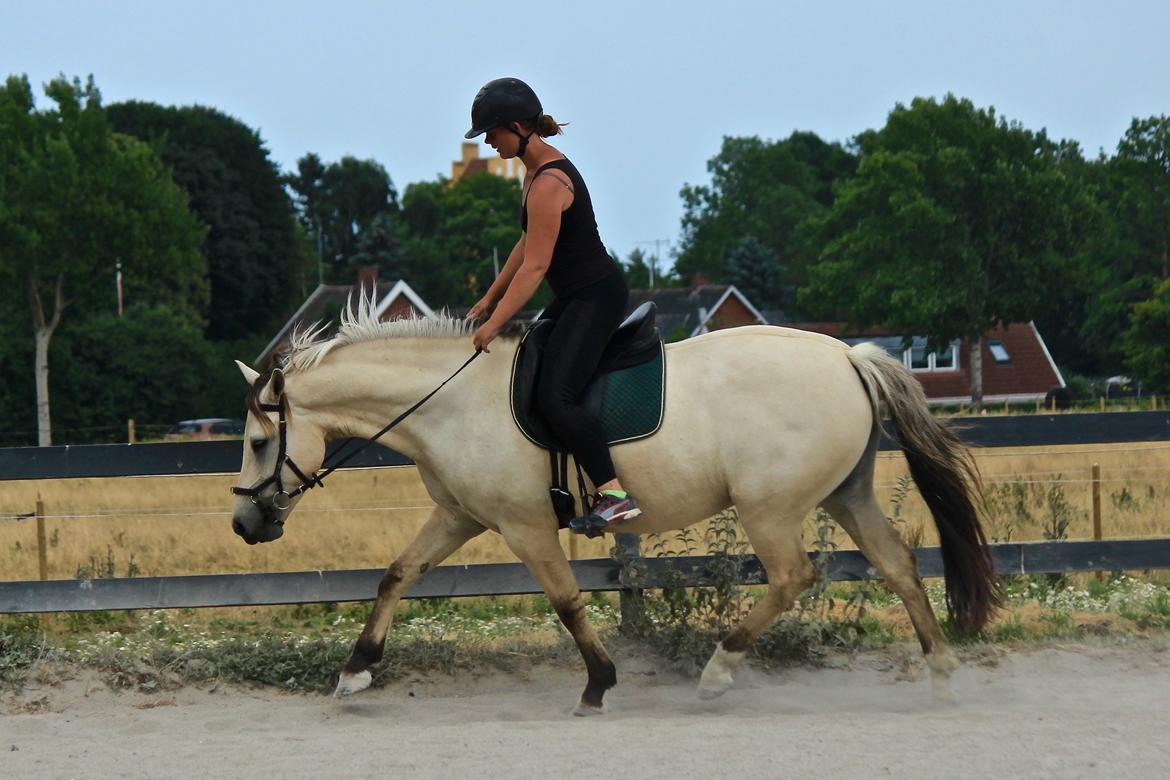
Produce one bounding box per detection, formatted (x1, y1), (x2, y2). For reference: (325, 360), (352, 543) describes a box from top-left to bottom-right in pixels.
(568, 489), (641, 538)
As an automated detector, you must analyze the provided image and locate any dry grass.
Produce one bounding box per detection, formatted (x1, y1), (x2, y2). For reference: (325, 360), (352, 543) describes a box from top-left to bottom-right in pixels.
(2, 442), (1170, 581)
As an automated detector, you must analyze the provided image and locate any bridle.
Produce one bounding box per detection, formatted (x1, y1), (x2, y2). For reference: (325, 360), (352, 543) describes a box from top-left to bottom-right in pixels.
(231, 350), (482, 522)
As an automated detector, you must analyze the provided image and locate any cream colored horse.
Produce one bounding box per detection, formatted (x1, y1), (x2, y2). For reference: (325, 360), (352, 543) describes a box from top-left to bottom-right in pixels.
(230, 303), (997, 713)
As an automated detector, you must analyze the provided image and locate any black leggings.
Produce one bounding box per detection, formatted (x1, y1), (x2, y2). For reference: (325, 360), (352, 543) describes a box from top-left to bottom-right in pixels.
(536, 272), (629, 486)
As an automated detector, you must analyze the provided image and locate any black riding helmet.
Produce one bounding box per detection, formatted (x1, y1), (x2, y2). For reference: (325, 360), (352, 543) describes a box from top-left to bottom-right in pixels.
(465, 77), (543, 155)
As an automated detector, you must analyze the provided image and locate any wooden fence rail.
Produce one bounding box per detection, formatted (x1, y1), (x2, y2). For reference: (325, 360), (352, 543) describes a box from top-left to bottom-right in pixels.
(3, 539), (1168, 614)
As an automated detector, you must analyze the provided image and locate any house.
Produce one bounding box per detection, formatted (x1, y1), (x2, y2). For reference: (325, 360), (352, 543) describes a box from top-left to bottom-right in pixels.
(626, 276), (770, 341)
(255, 267), (433, 367)
(787, 321), (1066, 405)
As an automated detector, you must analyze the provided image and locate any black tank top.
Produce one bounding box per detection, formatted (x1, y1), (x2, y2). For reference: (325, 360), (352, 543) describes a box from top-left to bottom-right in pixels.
(520, 158), (619, 299)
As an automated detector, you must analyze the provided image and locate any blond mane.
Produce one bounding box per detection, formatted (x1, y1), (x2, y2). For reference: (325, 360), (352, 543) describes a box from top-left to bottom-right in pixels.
(281, 291), (506, 372)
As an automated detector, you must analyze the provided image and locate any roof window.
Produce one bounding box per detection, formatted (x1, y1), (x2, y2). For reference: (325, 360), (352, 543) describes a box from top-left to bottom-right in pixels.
(988, 341), (1011, 364)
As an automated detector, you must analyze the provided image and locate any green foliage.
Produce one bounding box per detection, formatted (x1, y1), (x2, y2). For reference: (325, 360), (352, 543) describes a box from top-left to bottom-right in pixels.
(46, 306), (227, 442)
(0, 75), (208, 325)
(398, 172), (527, 307)
(285, 153), (401, 286)
(676, 132), (856, 299)
(799, 96), (1097, 401)
(726, 235), (788, 311)
(107, 100), (302, 340)
(0, 74), (209, 444)
(1125, 277), (1170, 391)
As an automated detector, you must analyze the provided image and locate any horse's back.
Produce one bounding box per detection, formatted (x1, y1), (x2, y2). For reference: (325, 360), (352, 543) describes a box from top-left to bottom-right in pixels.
(646, 325), (874, 510)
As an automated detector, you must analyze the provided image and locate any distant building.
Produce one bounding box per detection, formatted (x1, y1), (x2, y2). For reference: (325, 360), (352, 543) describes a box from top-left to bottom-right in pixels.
(256, 267), (433, 367)
(628, 274), (1064, 404)
(788, 321), (1066, 405)
(626, 275), (769, 341)
(451, 141), (524, 183)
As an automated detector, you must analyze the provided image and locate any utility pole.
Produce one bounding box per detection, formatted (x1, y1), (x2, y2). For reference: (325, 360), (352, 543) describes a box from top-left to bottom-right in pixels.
(633, 239), (671, 289)
(115, 259), (124, 317)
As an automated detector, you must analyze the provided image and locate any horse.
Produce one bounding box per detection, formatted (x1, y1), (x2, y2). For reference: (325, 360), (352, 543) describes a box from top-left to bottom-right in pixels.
(229, 299), (998, 714)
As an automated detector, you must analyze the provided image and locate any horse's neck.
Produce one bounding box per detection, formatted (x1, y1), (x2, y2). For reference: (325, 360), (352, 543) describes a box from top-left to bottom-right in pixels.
(292, 337), (515, 453)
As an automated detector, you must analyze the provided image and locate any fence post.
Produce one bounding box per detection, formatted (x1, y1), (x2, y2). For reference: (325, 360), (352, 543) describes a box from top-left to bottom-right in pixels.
(128, 418), (136, 444)
(1091, 463), (1102, 582)
(1154, 395), (1159, 411)
(35, 495), (48, 581)
(1099, 396), (1105, 411)
(615, 532), (643, 631)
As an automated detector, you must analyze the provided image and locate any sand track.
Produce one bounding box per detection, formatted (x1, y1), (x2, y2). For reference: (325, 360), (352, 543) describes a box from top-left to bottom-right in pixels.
(4, 640), (1169, 779)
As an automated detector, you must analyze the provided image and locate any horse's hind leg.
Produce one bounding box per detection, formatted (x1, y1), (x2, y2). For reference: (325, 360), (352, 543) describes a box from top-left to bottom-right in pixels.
(335, 506), (484, 696)
(500, 527), (616, 716)
(698, 508), (815, 699)
(822, 473), (960, 701)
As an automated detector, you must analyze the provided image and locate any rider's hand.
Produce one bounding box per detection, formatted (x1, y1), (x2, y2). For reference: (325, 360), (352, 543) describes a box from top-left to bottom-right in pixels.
(466, 296), (496, 321)
(473, 319), (502, 353)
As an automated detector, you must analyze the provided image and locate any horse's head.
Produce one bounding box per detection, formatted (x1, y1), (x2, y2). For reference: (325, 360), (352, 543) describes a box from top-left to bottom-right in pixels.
(230, 361), (327, 544)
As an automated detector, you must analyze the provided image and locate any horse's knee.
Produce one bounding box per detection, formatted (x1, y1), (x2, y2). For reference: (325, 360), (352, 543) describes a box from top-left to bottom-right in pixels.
(377, 562), (405, 598)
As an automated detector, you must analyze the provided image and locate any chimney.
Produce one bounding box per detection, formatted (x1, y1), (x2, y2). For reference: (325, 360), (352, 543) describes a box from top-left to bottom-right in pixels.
(357, 266), (379, 293)
(690, 273), (710, 291)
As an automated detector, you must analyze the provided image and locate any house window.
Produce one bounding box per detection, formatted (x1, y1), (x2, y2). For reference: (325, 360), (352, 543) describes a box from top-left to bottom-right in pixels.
(934, 343), (956, 370)
(988, 341), (1011, 364)
(905, 338), (960, 372)
(837, 336), (960, 372)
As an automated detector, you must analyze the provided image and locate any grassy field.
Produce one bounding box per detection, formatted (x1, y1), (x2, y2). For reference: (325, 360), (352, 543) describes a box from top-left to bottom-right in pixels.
(2, 442), (1170, 581)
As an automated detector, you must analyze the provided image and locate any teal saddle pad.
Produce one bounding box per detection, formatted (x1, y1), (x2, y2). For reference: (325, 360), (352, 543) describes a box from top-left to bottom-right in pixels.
(509, 306), (666, 451)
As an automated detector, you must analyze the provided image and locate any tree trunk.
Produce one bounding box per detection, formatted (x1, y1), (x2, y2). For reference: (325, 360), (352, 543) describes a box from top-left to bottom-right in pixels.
(969, 333), (983, 413)
(28, 273), (65, 447)
(34, 328), (53, 446)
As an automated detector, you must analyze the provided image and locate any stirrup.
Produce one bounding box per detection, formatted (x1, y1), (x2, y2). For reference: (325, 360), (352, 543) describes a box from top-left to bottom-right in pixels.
(568, 513), (608, 539)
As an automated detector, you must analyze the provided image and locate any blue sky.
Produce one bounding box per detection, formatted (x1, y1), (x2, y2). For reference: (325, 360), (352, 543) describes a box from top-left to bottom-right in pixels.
(3, 0), (1168, 270)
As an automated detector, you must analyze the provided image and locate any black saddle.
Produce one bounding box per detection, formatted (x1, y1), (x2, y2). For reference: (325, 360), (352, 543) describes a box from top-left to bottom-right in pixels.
(510, 301), (667, 528)
(510, 302), (666, 451)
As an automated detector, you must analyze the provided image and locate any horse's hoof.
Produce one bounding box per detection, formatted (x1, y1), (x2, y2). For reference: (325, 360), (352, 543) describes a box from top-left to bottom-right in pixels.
(334, 669), (372, 697)
(698, 644), (742, 699)
(572, 700), (606, 717)
(697, 682), (731, 700)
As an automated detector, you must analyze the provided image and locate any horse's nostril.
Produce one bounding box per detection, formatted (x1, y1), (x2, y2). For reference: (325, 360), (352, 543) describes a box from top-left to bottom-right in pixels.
(232, 518), (246, 537)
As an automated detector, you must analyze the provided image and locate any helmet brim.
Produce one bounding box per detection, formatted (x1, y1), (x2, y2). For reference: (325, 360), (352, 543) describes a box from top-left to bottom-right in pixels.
(464, 125), (489, 139)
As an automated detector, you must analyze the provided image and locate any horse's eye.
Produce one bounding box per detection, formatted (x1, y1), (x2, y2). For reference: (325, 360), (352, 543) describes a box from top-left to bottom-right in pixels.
(250, 438), (268, 452)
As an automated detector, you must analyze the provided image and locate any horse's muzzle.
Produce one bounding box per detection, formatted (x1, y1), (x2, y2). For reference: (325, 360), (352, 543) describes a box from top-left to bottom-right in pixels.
(232, 514), (284, 545)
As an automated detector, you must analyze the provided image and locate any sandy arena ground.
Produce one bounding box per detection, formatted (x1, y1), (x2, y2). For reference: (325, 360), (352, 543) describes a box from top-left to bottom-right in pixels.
(3, 640), (1169, 779)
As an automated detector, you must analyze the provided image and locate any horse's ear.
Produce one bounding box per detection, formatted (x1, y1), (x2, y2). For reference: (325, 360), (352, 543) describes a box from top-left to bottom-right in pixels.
(235, 360), (260, 386)
(270, 368), (285, 397)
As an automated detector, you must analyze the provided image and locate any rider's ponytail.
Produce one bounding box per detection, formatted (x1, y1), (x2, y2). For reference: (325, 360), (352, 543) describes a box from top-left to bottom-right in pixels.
(536, 114), (568, 137)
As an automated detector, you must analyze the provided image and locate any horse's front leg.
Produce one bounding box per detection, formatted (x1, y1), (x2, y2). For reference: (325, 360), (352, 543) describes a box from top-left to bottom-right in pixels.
(335, 506), (484, 696)
(502, 527), (617, 716)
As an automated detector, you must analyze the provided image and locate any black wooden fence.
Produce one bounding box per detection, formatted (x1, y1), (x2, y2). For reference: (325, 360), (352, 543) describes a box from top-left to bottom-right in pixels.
(3, 411), (1170, 614)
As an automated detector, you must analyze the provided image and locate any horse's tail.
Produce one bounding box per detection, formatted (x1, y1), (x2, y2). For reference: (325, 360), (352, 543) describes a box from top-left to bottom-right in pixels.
(845, 343), (1000, 634)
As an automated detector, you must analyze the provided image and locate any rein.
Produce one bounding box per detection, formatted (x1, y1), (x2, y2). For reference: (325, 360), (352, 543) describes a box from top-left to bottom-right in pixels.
(231, 349), (482, 519)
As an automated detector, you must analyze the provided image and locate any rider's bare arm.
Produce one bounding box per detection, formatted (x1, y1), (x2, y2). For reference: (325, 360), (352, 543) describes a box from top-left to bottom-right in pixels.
(488, 176), (567, 325)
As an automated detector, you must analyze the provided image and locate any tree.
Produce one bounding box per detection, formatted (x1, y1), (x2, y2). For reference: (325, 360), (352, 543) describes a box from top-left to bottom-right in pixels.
(676, 131), (856, 297)
(107, 101), (302, 340)
(726, 235), (788, 312)
(399, 172), (524, 307)
(49, 306), (223, 442)
(285, 154), (400, 283)
(800, 95), (1096, 408)
(0, 75), (206, 445)
(1124, 277), (1170, 391)
(622, 248), (653, 289)
(1108, 116), (1170, 381)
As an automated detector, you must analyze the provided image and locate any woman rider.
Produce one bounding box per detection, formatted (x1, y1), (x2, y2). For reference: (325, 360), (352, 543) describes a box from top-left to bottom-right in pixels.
(465, 77), (639, 536)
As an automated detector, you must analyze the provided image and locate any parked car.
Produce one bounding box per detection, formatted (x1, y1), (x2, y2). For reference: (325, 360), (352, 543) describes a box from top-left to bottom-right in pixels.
(164, 418), (245, 441)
